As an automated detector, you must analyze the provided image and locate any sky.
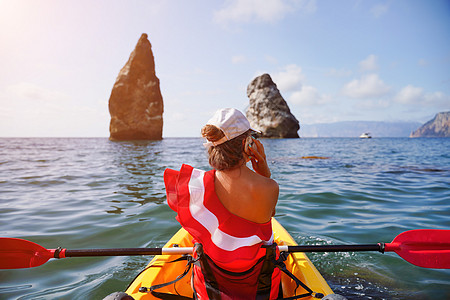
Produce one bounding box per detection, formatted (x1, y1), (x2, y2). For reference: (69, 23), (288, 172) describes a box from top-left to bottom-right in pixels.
(0, 0), (449, 137)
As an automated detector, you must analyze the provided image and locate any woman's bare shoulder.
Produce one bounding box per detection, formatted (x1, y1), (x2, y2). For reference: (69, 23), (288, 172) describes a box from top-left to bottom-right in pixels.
(252, 172), (279, 191)
(252, 176), (279, 209)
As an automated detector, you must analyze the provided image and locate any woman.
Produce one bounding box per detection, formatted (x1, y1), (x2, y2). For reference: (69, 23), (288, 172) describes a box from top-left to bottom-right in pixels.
(164, 108), (280, 299)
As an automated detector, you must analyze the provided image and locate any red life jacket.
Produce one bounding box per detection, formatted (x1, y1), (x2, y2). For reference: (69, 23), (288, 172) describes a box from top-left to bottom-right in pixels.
(164, 164), (281, 299)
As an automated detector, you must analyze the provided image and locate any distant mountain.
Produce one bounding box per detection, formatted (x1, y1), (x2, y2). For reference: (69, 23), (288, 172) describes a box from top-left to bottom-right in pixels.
(410, 112), (450, 137)
(300, 121), (422, 138)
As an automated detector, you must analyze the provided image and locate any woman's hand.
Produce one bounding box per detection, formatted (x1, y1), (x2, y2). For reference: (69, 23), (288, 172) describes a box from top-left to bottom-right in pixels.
(248, 139), (271, 178)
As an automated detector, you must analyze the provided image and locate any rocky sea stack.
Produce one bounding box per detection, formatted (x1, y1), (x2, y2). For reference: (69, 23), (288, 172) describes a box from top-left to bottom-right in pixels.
(246, 74), (300, 138)
(108, 34), (163, 141)
(410, 111), (450, 137)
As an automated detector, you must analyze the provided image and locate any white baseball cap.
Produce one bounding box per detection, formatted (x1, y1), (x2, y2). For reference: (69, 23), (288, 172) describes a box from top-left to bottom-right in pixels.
(204, 108), (259, 148)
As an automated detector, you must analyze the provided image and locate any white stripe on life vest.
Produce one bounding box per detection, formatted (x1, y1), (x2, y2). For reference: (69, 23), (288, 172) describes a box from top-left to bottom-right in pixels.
(188, 168), (272, 252)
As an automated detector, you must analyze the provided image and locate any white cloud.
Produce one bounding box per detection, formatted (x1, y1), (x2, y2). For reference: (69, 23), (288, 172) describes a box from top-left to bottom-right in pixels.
(371, 3), (389, 18)
(272, 64), (305, 92)
(424, 92), (450, 108)
(342, 73), (391, 99)
(395, 85), (424, 104)
(214, 0), (316, 24)
(359, 54), (378, 72)
(289, 85), (330, 105)
(269, 64), (329, 107)
(231, 55), (246, 64)
(395, 85), (450, 108)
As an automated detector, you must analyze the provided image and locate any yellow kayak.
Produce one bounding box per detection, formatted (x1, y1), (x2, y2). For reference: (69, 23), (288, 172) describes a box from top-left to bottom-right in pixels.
(125, 218), (333, 299)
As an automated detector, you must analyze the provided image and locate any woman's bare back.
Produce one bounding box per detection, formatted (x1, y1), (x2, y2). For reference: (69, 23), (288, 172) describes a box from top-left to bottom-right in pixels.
(215, 165), (278, 224)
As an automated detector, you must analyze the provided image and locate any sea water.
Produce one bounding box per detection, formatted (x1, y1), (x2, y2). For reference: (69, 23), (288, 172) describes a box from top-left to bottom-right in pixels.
(0, 137), (449, 299)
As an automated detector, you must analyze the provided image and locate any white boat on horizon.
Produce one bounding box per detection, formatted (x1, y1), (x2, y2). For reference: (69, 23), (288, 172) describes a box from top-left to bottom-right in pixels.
(359, 132), (372, 138)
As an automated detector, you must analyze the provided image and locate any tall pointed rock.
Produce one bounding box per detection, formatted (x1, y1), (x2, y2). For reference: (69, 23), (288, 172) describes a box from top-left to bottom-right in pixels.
(108, 34), (163, 140)
(246, 74), (300, 138)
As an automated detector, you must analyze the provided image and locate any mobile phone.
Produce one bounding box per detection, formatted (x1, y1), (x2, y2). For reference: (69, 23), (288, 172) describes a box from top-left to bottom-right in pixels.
(245, 136), (254, 155)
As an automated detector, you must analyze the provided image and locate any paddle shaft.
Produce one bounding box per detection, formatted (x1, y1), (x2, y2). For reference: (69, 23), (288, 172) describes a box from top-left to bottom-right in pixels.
(284, 243), (384, 253)
(56, 244), (384, 258)
(57, 247), (193, 258)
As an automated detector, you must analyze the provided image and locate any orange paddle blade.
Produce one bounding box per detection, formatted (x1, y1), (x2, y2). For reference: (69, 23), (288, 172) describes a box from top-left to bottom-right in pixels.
(0, 238), (55, 269)
(385, 229), (450, 269)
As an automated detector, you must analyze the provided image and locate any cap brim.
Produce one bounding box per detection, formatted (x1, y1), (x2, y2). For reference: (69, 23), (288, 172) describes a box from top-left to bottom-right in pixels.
(250, 127), (261, 134)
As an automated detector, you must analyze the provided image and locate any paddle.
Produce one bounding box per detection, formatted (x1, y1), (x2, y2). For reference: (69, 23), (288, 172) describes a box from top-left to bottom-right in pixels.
(1, 229), (449, 270)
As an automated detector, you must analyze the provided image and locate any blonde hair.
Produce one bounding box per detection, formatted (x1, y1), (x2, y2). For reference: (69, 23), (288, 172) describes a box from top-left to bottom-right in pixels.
(201, 125), (250, 171)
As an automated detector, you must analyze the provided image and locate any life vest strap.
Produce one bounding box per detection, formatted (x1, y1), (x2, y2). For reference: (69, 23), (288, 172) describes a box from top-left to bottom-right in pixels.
(137, 255), (197, 299)
(136, 244), (324, 300)
(193, 243), (322, 299)
(274, 251), (324, 299)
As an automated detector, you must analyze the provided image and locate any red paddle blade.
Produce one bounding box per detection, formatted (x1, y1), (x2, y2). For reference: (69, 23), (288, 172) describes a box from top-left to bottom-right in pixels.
(385, 229), (450, 269)
(0, 238), (55, 269)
